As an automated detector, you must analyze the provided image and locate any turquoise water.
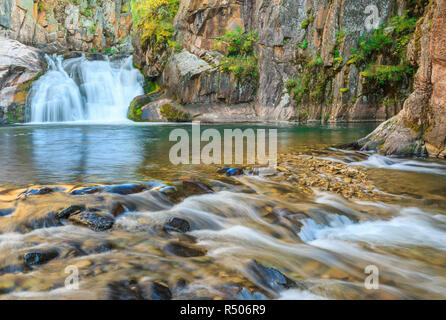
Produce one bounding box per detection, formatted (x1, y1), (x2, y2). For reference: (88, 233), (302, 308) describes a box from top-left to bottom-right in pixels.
(0, 122), (377, 187)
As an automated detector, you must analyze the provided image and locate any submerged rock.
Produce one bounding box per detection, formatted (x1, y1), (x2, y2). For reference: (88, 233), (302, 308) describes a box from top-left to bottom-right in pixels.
(246, 260), (297, 292)
(0, 208), (14, 217)
(163, 241), (207, 257)
(17, 187), (55, 198)
(164, 217), (191, 234)
(139, 279), (172, 300)
(106, 280), (143, 300)
(217, 167), (244, 176)
(23, 249), (59, 267)
(164, 180), (214, 203)
(70, 184), (150, 196)
(56, 205), (86, 219)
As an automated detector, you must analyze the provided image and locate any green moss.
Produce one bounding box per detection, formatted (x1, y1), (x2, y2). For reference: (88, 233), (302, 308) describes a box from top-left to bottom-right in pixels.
(301, 16), (315, 30)
(159, 104), (190, 122)
(339, 87), (349, 94)
(297, 40), (309, 50)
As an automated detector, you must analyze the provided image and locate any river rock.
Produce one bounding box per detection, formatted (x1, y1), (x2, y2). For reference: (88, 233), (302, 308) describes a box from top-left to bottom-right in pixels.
(246, 260), (297, 292)
(23, 249), (59, 267)
(164, 217), (191, 234)
(163, 241), (207, 257)
(0, 208), (14, 217)
(139, 279), (172, 300)
(69, 211), (114, 232)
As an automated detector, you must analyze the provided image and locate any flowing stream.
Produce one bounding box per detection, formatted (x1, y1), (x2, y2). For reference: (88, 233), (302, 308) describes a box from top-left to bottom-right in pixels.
(28, 54), (143, 123)
(1, 124), (446, 300)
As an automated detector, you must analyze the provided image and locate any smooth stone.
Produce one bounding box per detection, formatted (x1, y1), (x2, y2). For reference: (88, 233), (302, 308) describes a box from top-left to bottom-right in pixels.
(246, 260), (297, 292)
(23, 249), (59, 267)
(56, 205), (86, 219)
(139, 280), (172, 300)
(0, 208), (14, 217)
(163, 217), (191, 234)
(217, 167), (244, 176)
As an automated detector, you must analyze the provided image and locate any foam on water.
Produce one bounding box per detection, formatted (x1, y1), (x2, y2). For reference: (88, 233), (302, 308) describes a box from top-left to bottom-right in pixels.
(350, 154), (446, 176)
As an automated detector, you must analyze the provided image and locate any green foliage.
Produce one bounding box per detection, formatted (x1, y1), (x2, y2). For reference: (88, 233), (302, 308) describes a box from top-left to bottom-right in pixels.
(360, 63), (414, 86)
(301, 16), (315, 30)
(298, 40), (308, 50)
(105, 47), (117, 55)
(219, 55), (259, 83)
(215, 26), (258, 57)
(339, 87), (349, 93)
(348, 12), (416, 66)
(335, 30), (348, 45)
(143, 78), (159, 94)
(82, 8), (93, 18)
(132, 0), (181, 54)
(215, 26), (259, 83)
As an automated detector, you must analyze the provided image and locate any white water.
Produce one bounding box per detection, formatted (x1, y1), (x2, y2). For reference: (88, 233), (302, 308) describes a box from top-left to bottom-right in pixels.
(28, 54), (144, 123)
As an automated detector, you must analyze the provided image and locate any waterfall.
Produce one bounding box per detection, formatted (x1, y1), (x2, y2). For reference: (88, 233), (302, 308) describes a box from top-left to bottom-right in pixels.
(28, 54), (144, 123)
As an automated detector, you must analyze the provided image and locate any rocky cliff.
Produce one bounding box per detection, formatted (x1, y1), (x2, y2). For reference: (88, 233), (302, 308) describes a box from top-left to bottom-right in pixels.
(356, 0), (446, 157)
(0, 0), (133, 53)
(137, 0), (420, 122)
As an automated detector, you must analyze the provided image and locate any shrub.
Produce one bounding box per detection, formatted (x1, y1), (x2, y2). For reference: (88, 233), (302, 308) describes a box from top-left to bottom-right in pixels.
(132, 0), (180, 52)
(215, 26), (259, 83)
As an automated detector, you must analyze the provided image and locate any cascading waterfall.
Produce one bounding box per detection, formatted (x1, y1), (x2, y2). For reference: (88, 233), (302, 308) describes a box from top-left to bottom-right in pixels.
(28, 54), (144, 123)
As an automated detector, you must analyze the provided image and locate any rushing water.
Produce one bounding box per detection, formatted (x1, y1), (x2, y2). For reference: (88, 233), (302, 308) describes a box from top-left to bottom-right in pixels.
(1, 123), (446, 300)
(28, 54), (143, 123)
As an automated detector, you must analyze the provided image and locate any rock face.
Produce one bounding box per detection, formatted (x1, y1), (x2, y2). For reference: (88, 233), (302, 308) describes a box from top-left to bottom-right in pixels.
(160, 0), (408, 121)
(358, 0), (446, 157)
(0, 37), (44, 123)
(0, 0), (133, 53)
(162, 50), (256, 106)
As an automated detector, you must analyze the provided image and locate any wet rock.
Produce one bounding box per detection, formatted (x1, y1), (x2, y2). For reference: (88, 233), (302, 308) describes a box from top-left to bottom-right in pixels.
(71, 184), (149, 196)
(0, 208), (14, 217)
(163, 217), (191, 234)
(165, 180), (214, 203)
(163, 241), (207, 257)
(23, 249), (59, 267)
(182, 180), (214, 195)
(246, 260), (296, 292)
(139, 279), (172, 300)
(111, 202), (126, 217)
(69, 211), (114, 232)
(106, 184), (150, 195)
(56, 205), (86, 219)
(106, 280), (143, 300)
(217, 167), (244, 176)
(18, 187), (54, 198)
(70, 186), (105, 195)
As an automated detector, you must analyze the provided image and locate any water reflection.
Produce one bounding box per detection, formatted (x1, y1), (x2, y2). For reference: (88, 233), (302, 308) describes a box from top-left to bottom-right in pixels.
(0, 123), (377, 187)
